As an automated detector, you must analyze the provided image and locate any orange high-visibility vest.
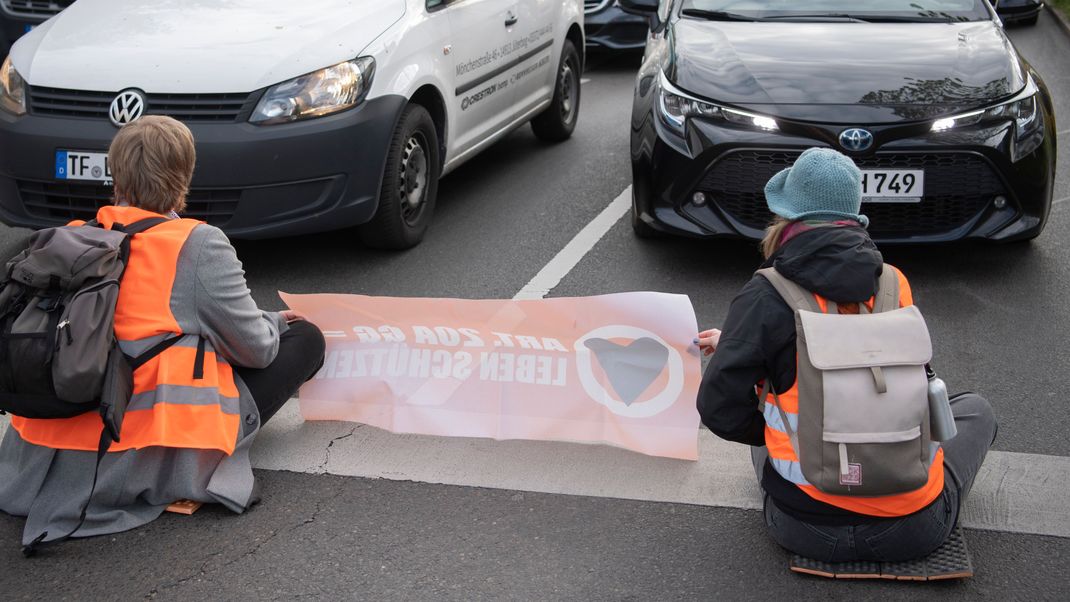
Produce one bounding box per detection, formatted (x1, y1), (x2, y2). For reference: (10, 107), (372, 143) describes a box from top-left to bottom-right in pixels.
(11, 205), (241, 455)
(763, 266), (945, 517)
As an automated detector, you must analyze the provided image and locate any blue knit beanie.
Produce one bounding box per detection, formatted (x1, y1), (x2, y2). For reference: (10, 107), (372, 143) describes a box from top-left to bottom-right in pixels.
(764, 148), (869, 227)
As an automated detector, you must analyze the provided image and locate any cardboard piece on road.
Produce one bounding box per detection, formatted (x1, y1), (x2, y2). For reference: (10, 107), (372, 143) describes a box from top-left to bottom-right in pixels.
(790, 527), (973, 581)
(281, 292), (703, 460)
(165, 500), (203, 515)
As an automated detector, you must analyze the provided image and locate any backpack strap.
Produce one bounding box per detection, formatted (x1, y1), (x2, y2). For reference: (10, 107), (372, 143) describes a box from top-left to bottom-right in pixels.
(759, 380), (801, 459)
(873, 264), (901, 313)
(114, 216), (170, 237)
(756, 267), (822, 313)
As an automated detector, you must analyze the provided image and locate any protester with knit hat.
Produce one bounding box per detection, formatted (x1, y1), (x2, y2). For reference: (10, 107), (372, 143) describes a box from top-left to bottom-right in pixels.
(694, 148), (997, 562)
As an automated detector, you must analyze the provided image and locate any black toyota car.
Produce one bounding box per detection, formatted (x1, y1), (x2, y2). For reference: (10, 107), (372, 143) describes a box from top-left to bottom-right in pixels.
(623, 0), (1057, 243)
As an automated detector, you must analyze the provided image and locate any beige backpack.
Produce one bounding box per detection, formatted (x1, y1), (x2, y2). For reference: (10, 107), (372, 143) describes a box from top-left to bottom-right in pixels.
(758, 266), (936, 496)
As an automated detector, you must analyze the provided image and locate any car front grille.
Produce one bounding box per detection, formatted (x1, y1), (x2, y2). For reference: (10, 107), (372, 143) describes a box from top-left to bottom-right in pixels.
(17, 180), (240, 227)
(1, 0), (74, 18)
(696, 151), (1006, 236)
(584, 0), (613, 14)
(27, 87), (256, 123)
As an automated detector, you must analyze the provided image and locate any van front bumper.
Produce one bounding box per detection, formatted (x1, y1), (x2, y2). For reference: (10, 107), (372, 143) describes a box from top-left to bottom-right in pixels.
(0, 94), (407, 239)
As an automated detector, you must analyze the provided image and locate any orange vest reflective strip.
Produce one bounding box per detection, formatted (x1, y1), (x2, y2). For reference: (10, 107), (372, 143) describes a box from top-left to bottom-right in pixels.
(10, 206), (241, 455)
(763, 265), (944, 518)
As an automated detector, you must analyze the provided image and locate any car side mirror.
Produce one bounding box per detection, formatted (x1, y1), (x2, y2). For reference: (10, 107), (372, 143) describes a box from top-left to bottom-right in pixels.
(619, 0), (661, 29)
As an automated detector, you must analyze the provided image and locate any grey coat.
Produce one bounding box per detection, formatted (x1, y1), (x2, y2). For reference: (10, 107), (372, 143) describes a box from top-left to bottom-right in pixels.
(0, 223), (287, 545)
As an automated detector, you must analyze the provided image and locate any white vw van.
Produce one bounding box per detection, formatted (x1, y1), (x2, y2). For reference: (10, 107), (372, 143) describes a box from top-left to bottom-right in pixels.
(0, 0), (584, 248)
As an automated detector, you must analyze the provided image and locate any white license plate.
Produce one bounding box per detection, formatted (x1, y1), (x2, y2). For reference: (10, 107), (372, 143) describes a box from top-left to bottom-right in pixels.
(55, 151), (112, 183)
(861, 169), (923, 203)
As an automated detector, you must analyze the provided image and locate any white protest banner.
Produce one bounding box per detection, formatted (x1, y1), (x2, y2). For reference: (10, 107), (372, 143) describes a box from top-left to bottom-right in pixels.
(282, 292), (702, 460)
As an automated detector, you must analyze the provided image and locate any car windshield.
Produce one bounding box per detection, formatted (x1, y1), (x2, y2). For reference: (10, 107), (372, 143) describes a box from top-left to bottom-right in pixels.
(680, 0), (992, 23)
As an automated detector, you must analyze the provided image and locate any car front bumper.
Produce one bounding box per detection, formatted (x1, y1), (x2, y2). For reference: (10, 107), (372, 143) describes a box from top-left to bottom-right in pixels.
(631, 99), (1056, 244)
(998, 1), (1044, 23)
(585, 4), (648, 51)
(0, 94), (407, 239)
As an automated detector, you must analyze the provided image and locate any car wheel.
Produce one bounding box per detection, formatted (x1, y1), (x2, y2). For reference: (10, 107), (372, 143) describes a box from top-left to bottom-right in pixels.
(359, 104), (441, 250)
(531, 40), (581, 142)
(631, 189), (661, 239)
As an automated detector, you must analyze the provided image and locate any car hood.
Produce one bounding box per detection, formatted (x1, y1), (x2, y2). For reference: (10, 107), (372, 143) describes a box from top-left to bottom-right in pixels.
(12, 0), (405, 94)
(668, 20), (1026, 124)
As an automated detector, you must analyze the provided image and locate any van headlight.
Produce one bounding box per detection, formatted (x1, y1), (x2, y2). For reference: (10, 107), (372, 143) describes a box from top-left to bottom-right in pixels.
(0, 57), (27, 117)
(251, 57), (375, 125)
(656, 71), (777, 135)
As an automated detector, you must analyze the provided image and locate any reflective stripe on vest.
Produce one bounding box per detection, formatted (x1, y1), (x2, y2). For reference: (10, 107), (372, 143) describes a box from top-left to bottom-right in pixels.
(762, 266), (945, 518)
(10, 206), (242, 455)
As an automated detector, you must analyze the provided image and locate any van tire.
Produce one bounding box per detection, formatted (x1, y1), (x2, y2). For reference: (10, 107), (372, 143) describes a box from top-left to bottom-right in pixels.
(531, 41), (581, 142)
(359, 104), (441, 250)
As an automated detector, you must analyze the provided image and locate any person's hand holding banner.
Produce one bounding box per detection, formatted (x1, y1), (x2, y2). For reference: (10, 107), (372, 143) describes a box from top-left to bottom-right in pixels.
(281, 292), (703, 460)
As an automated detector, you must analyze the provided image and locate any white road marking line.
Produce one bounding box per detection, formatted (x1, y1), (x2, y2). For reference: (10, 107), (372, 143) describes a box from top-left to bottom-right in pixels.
(247, 403), (1070, 539)
(1, 411), (1068, 537)
(1054, 195), (1069, 205)
(581, 77), (592, 84)
(514, 186), (631, 300)
(1059, 129), (1070, 136)
(321, 331), (347, 338)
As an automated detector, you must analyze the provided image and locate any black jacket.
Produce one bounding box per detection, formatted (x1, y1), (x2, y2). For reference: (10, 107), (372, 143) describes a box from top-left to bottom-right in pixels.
(696, 225), (894, 523)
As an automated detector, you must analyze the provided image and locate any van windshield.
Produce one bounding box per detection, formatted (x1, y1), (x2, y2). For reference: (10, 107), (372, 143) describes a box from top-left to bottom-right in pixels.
(680, 0), (992, 23)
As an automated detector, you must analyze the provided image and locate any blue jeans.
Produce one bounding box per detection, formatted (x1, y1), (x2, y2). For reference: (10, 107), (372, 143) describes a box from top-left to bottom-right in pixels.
(752, 393), (997, 562)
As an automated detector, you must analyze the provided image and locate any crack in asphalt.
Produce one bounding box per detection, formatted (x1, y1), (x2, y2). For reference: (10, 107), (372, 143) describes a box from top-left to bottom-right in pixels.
(318, 426), (360, 473)
(142, 431), (357, 599)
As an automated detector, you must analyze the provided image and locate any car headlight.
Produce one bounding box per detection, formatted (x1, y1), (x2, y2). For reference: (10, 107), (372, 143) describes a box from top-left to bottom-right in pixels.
(0, 56), (27, 117)
(251, 57), (375, 125)
(931, 92), (1041, 140)
(657, 71), (777, 135)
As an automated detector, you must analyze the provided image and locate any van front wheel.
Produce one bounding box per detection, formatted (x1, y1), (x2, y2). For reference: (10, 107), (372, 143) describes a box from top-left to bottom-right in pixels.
(359, 104), (441, 250)
(530, 41), (581, 142)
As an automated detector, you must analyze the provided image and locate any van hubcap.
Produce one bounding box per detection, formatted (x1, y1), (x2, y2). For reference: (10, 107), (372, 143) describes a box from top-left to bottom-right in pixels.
(399, 134), (429, 224)
(559, 62), (577, 123)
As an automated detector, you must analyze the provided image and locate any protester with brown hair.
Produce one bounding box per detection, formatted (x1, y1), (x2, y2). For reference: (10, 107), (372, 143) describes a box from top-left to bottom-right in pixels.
(696, 148), (996, 562)
(0, 116), (325, 545)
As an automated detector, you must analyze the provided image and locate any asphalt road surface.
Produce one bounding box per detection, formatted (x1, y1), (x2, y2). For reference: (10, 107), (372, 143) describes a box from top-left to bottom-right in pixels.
(3, 11), (1070, 601)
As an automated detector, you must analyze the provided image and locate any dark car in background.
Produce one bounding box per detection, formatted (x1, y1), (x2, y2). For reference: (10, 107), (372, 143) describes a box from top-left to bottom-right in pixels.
(996, 0), (1044, 26)
(0, 0), (71, 57)
(622, 0), (1057, 244)
(585, 0), (648, 51)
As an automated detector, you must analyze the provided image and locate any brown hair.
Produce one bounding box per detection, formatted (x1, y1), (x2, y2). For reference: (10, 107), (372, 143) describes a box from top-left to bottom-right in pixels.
(108, 115), (195, 214)
(761, 216), (792, 260)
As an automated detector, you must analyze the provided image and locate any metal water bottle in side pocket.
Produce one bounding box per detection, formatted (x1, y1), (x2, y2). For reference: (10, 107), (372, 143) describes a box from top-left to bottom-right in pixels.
(926, 364), (957, 442)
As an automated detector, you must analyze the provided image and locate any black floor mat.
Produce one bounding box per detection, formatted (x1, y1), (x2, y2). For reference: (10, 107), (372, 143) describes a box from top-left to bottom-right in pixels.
(790, 527), (973, 581)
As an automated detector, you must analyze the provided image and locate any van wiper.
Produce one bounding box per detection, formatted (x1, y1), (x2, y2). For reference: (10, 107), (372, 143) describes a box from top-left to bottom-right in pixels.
(761, 13), (871, 23)
(680, 9), (764, 22)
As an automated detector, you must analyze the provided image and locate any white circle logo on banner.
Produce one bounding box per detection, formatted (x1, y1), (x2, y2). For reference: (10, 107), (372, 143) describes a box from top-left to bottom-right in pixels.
(574, 325), (683, 418)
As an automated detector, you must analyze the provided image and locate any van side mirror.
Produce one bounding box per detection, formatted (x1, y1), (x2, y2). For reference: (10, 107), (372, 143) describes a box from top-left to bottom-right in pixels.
(619, 0), (661, 29)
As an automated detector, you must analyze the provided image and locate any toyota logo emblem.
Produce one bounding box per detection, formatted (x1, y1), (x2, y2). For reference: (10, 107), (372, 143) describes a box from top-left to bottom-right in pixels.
(839, 128), (874, 152)
(109, 90), (146, 127)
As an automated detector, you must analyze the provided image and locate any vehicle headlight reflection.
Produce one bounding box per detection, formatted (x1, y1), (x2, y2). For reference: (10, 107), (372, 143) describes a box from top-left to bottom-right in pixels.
(656, 71), (778, 135)
(251, 57), (376, 125)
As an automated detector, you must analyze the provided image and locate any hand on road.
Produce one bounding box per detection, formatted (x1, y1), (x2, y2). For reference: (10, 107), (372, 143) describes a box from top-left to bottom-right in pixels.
(696, 329), (721, 356)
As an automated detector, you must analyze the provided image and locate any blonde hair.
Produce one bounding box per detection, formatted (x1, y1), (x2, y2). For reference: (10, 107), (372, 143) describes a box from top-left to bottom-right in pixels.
(108, 115), (195, 214)
(761, 216), (792, 259)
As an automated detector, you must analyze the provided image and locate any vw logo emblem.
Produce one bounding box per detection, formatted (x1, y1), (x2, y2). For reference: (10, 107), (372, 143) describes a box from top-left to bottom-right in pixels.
(109, 90), (146, 127)
(839, 128), (874, 152)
